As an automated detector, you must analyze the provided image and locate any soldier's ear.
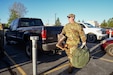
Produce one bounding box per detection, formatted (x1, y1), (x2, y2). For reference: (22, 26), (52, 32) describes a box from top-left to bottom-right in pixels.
(72, 17), (75, 19)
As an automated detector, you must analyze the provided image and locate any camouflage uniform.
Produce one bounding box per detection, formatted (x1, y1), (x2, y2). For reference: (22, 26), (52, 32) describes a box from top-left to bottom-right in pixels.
(61, 21), (86, 65)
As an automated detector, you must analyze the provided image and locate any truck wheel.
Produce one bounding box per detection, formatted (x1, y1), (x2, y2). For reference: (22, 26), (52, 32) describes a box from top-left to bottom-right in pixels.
(25, 41), (32, 59)
(87, 34), (97, 43)
(106, 44), (113, 57)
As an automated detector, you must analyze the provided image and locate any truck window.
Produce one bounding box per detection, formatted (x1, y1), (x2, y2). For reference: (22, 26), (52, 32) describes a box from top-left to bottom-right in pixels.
(10, 20), (14, 30)
(12, 19), (19, 30)
(10, 20), (17, 30)
(84, 23), (95, 28)
(19, 18), (43, 27)
(10, 19), (19, 31)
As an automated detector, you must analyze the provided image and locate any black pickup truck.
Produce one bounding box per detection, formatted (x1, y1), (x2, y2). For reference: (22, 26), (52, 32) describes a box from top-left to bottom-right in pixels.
(5, 18), (63, 56)
(0, 25), (4, 58)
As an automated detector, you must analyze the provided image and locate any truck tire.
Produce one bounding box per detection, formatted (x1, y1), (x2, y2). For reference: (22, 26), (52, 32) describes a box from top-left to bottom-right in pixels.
(87, 34), (97, 43)
(105, 44), (113, 57)
(25, 41), (42, 59)
(25, 41), (32, 59)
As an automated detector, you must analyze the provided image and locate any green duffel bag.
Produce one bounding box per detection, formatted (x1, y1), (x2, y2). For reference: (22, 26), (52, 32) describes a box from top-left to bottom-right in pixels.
(71, 46), (90, 68)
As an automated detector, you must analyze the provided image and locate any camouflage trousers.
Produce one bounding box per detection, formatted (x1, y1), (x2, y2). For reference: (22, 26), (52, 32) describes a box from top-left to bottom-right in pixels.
(65, 45), (77, 66)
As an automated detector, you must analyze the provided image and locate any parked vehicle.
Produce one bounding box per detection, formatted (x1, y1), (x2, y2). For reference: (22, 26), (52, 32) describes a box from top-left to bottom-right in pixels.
(78, 22), (107, 43)
(5, 18), (63, 57)
(0, 24), (4, 58)
(101, 38), (113, 57)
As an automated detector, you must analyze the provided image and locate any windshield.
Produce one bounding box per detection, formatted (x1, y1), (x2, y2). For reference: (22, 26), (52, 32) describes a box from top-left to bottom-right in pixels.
(84, 23), (95, 28)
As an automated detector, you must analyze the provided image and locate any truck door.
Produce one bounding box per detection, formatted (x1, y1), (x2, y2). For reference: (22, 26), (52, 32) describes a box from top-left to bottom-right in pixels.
(16, 18), (30, 40)
(7, 19), (18, 40)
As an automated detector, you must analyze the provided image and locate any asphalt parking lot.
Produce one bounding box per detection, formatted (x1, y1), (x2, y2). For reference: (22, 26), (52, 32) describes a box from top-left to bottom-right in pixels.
(0, 42), (113, 75)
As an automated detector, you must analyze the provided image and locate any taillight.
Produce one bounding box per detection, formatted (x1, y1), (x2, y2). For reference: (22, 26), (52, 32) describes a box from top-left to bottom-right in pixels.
(41, 30), (46, 40)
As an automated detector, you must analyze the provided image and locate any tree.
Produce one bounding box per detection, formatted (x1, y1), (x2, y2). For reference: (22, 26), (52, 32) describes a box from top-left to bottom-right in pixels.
(107, 18), (113, 27)
(7, 2), (27, 26)
(100, 18), (113, 28)
(100, 20), (108, 28)
(54, 17), (62, 26)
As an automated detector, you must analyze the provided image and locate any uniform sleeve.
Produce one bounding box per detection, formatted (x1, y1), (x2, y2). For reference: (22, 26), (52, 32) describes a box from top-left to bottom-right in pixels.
(78, 25), (86, 43)
(61, 26), (66, 35)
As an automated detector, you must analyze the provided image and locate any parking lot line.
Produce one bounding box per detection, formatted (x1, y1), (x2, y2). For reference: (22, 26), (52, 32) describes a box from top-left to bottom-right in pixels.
(93, 56), (113, 63)
(41, 50), (113, 75)
(42, 63), (69, 75)
(42, 57), (113, 75)
(4, 51), (27, 75)
(41, 49), (113, 75)
(91, 50), (102, 56)
(90, 50), (113, 63)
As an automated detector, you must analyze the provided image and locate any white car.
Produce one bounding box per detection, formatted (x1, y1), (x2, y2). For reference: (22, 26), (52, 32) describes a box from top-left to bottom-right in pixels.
(78, 22), (107, 43)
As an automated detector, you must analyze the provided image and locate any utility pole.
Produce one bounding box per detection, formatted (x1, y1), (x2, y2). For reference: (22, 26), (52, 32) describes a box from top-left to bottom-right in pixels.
(48, 19), (49, 25)
(55, 13), (56, 25)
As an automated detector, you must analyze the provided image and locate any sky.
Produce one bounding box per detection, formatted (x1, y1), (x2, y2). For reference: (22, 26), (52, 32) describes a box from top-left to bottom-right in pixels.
(0, 0), (113, 25)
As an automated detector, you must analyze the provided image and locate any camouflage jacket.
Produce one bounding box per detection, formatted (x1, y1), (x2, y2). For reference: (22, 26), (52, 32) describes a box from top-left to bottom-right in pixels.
(61, 22), (86, 47)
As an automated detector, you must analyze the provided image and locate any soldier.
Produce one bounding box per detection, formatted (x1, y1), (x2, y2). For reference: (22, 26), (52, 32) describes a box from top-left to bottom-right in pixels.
(57, 14), (86, 73)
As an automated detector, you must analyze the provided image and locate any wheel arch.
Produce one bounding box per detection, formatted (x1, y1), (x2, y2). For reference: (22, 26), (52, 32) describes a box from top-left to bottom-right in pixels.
(23, 32), (31, 42)
(86, 32), (97, 36)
